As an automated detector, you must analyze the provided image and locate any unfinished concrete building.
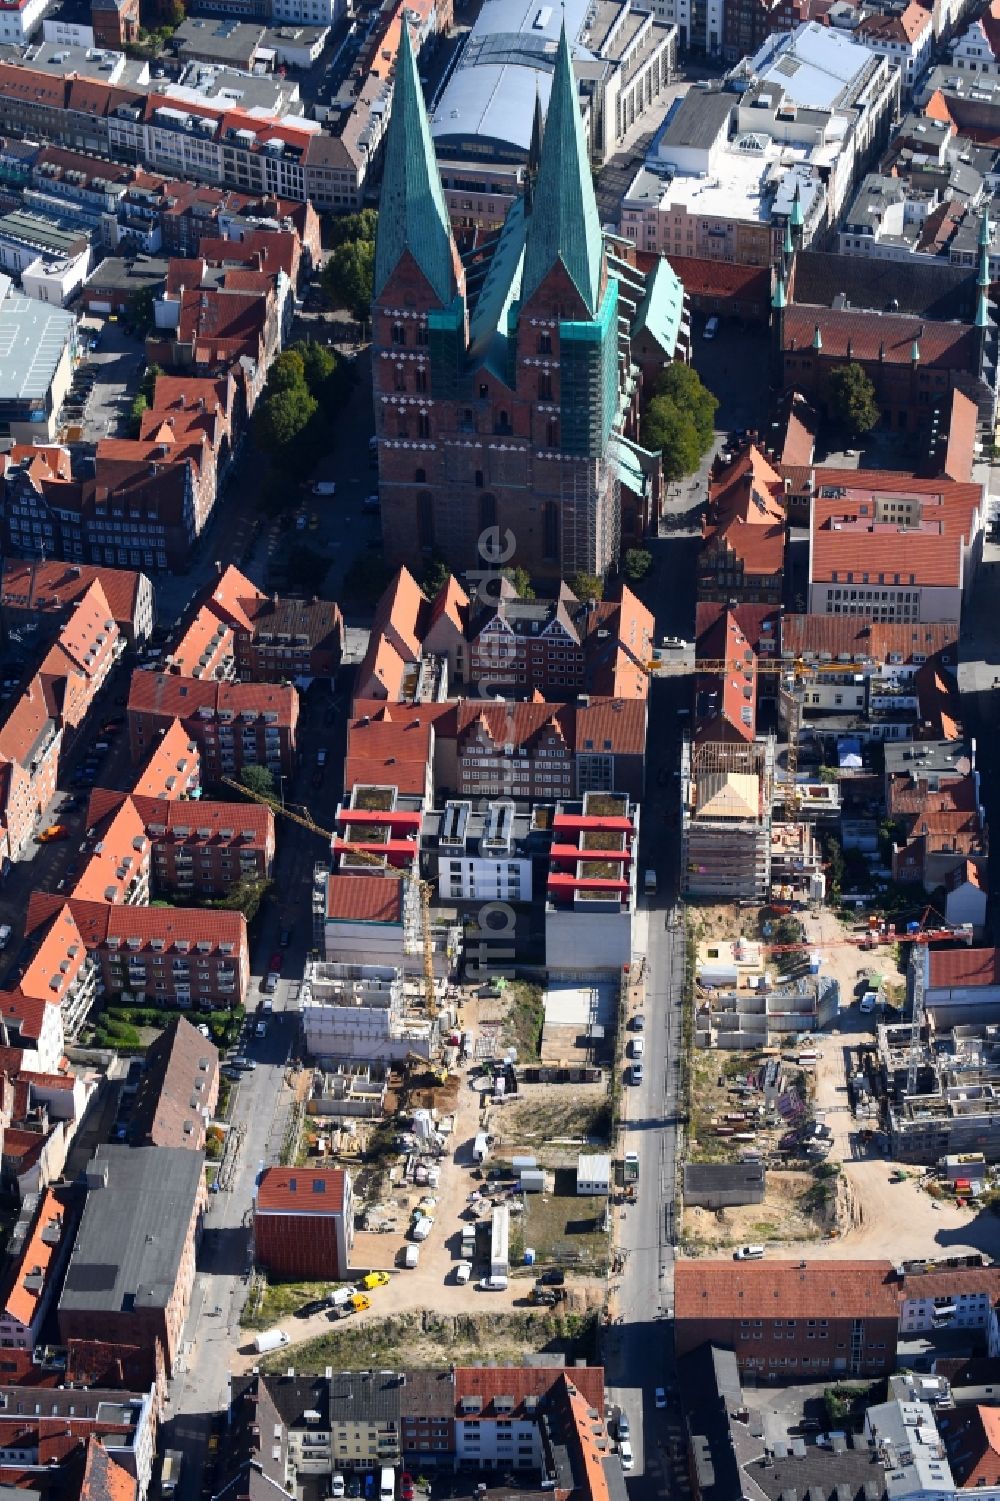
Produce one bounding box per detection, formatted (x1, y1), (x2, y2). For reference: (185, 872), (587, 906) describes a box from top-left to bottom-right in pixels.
(300, 961), (440, 1065)
(878, 1020), (1000, 1163)
(681, 736), (775, 899)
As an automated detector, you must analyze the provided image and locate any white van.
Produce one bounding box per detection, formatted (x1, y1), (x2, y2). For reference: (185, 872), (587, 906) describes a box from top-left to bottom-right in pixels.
(704, 316), (719, 340)
(380, 1468), (395, 1501)
(456, 1261), (472, 1284)
(631, 1037), (645, 1060)
(733, 1244), (765, 1260)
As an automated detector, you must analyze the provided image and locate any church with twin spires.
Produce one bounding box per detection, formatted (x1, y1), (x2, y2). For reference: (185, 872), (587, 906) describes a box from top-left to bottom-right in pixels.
(371, 21), (684, 580)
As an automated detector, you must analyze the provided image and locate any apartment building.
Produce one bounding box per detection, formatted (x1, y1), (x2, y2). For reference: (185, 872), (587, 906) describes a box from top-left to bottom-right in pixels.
(0, 559), (155, 647)
(36, 578), (125, 731)
(545, 793), (639, 973)
(253, 1166), (353, 1280)
(58, 1144), (205, 1376)
(674, 1260), (900, 1378)
(806, 472), (986, 623)
(128, 1015), (220, 1151)
(131, 718), (201, 801)
(25, 894), (249, 1009)
(138, 795), (275, 896)
(127, 673), (299, 781)
(423, 799), (535, 903)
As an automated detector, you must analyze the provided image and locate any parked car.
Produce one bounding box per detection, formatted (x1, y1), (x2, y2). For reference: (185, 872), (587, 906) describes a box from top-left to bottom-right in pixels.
(619, 1441), (634, 1472)
(361, 1271), (390, 1290)
(39, 824), (69, 842)
(537, 1268), (565, 1286)
(268, 953), (283, 973)
(655, 1388), (667, 1410)
(279, 927), (293, 948)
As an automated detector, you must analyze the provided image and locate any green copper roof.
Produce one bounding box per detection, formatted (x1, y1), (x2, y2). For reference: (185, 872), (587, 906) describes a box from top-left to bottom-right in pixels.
(772, 273), (786, 310)
(980, 209), (992, 249)
(632, 257), (684, 357)
(374, 23), (455, 307)
(783, 222), (794, 256)
(812, 323), (822, 351)
(520, 23), (604, 317)
(975, 288), (990, 329)
(790, 183), (804, 230)
(979, 246), (991, 289)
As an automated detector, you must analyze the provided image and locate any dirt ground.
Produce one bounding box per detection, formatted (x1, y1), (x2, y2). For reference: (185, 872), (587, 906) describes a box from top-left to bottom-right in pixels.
(682, 1169), (832, 1254)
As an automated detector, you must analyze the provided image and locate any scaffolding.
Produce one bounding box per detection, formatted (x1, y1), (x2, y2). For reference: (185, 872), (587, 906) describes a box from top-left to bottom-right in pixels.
(681, 735), (776, 900)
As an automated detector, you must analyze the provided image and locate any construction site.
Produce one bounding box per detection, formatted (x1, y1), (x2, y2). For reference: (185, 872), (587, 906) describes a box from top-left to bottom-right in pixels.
(871, 1018), (1000, 1164)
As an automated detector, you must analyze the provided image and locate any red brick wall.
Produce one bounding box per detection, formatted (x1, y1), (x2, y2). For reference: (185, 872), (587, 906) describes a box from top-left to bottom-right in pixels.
(254, 1212), (347, 1280)
(674, 1313), (898, 1379)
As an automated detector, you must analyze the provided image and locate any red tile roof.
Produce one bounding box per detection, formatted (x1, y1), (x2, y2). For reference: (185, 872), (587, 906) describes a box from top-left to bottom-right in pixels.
(132, 719), (201, 800)
(128, 672), (297, 726)
(940, 1405), (1000, 1488)
(453, 1365), (605, 1418)
(0, 1187), (70, 1330)
(256, 1166), (347, 1214)
(325, 874), (403, 923)
(344, 714), (433, 797)
(0, 561), (146, 631)
(809, 473), (983, 589)
(781, 615), (958, 664)
(857, 0), (930, 41)
(927, 947), (1000, 988)
(674, 1260), (899, 1321)
(783, 306), (976, 367)
(24, 894), (245, 954)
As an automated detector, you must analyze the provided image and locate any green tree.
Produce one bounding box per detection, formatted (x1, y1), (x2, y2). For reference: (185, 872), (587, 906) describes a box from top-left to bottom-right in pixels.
(642, 396), (703, 481)
(166, 0), (185, 25)
(327, 209), (378, 249)
(322, 238), (376, 320)
(501, 566), (535, 600)
(252, 386), (317, 455)
(240, 765), (275, 799)
(128, 392), (148, 438)
(826, 362), (879, 436)
(127, 286), (157, 339)
(623, 548), (652, 583)
(211, 877), (271, 925)
(289, 340), (337, 389)
(267, 350), (307, 394)
(422, 556), (451, 596)
(569, 572), (604, 602)
(653, 363), (718, 450)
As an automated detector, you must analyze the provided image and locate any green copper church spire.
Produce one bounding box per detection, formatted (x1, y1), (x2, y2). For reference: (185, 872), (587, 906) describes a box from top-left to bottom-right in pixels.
(374, 21), (455, 307)
(520, 21), (604, 316)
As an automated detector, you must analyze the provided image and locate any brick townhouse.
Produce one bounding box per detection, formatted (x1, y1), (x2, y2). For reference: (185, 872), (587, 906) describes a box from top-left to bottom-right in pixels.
(96, 433), (218, 542)
(71, 794), (151, 907)
(172, 565), (344, 683)
(0, 559), (155, 648)
(139, 372), (240, 475)
(58, 1143), (205, 1377)
(698, 446), (786, 606)
(127, 673), (299, 782)
(85, 789), (275, 897)
(128, 1015), (220, 1152)
(91, 0), (140, 49)
(0, 676), (62, 863)
(36, 579), (125, 732)
(253, 1166), (354, 1280)
(26, 895), (249, 1009)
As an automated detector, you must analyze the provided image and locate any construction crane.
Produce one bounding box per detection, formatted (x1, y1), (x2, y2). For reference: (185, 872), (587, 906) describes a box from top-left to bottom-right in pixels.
(220, 776), (438, 1011)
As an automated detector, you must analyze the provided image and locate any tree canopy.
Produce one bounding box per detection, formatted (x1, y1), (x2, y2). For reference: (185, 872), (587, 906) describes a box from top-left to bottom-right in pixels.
(240, 765), (275, 798)
(322, 238), (376, 320)
(569, 572), (604, 602)
(252, 386), (317, 455)
(641, 363), (718, 481)
(826, 362), (880, 437)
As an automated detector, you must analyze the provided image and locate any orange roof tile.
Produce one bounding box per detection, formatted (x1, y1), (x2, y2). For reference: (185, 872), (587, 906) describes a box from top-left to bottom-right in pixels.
(928, 947), (1000, 988)
(132, 719), (201, 800)
(675, 1260), (899, 1321)
(0, 1188), (70, 1331)
(325, 874), (403, 923)
(0, 558), (148, 631)
(256, 1166), (347, 1214)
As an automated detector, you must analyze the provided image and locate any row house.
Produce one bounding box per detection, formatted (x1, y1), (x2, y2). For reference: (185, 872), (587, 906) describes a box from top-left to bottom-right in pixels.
(698, 447), (786, 606)
(17, 901), (98, 1040)
(36, 579), (125, 733)
(3, 443), (202, 575)
(0, 992), (64, 1075)
(0, 677), (62, 864)
(0, 1186), (75, 1353)
(70, 796), (151, 908)
(175, 564), (344, 682)
(0, 1383), (154, 1496)
(0, 559), (155, 648)
(147, 273), (283, 417)
(27, 894), (249, 1009)
(127, 673), (299, 782)
(96, 433), (217, 542)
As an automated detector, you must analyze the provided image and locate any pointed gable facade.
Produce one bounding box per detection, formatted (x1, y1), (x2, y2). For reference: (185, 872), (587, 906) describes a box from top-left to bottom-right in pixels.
(371, 22), (663, 582)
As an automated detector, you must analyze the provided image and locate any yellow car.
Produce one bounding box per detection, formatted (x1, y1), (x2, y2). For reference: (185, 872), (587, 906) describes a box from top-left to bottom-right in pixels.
(361, 1271), (390, 1290)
